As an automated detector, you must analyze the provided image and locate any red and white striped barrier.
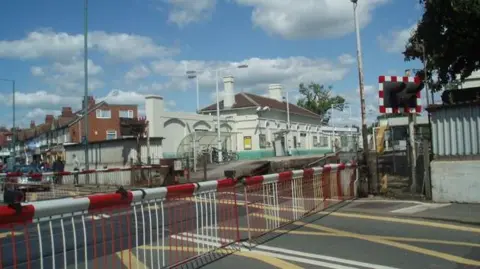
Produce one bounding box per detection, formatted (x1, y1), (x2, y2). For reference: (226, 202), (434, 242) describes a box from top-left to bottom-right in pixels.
(242, 162), (357, 240)
(0, 162), (357, 269)
(0, 165), (154, 178)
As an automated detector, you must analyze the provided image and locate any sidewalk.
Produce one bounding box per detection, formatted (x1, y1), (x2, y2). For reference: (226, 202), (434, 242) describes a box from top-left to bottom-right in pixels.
(330, 198), (480, 226)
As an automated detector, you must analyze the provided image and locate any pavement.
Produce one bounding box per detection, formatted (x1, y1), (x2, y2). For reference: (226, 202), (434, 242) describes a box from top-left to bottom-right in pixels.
(1, 195), (479, 269)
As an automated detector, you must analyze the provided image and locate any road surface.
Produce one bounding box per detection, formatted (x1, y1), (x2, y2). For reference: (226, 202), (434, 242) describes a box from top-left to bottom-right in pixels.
(1, 197), (479, 268)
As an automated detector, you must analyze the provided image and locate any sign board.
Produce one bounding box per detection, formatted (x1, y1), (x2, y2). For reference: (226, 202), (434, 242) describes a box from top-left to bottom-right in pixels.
(379, 75), (422, 114)
(243, 136), (252, 150)
(173, 160), (183, 171)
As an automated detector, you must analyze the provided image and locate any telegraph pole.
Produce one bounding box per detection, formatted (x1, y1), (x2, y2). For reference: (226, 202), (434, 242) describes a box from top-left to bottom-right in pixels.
(83, 0), (89, 172)
(351, 0), (370, 191)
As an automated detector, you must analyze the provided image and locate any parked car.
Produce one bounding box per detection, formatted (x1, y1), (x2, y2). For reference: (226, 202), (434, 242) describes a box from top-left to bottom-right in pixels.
(1, 165), (53, 192)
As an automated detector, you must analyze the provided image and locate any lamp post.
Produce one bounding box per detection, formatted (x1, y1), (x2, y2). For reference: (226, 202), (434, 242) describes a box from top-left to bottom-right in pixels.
(186, 71), (200, 112)
(215, 64), (248, 162)
(83, 0), (89, 172)
(186, 64), (248, 162)
(351, 0), (370, 189)
(0, 79), (15, 158)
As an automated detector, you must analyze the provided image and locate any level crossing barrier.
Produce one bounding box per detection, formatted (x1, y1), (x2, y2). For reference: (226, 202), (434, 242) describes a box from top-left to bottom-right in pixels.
(0, 162), (357, 269)
(0, 166), (164, 202)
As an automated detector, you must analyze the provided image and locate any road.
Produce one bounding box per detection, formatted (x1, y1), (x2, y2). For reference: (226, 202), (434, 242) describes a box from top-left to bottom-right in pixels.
(201, 200), (480, 269)
(1, 196), (479, 268)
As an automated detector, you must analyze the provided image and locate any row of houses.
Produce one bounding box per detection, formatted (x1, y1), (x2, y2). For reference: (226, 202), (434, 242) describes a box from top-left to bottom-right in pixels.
(0, 96), (139, 164)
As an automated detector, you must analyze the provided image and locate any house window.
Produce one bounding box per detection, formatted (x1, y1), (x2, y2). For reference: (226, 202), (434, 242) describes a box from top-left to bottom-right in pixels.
(96, 109), (111, 119)
(119, 110), (134, 118)
(259, 134), (267, 149)
(6, 136), (11, 141)
(293, 136), (298, 148)
(106, 130), (117, 140)
(313, 136), (318, 147)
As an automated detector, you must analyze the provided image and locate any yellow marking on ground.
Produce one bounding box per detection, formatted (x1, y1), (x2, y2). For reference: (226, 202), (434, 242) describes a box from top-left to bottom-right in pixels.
(254, 213), (480, 266)
(318, 212), (480, 233)
(217, 226), (480, 247)
(116, 250), (148, 269)
(235, 251), (303, 269)
(139, 245), (302, 269)
(298, 222), (480, 267)
(0, 231), (24, 239)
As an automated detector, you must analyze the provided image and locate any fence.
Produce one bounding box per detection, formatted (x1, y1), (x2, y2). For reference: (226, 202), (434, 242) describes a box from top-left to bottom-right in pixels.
(0, 166), (167, 203)
(0, 162), (357, 269)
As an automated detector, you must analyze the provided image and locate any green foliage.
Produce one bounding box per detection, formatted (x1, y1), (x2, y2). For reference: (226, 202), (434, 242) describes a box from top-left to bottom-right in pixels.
(404, 0), (480, 92)
(296, 82), (345, 123)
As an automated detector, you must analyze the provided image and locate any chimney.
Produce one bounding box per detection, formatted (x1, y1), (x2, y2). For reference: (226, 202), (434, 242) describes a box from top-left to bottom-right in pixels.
(268, 84), (283, 101)
(145, 95), (164, 138)
(83, 96), (95, 110)
(30, 120), (35, 129)
(61, 107), (73, 117)
(45, 115), (54, 124)
(88, 96), (95, 108)
(223, 76), (235, 108)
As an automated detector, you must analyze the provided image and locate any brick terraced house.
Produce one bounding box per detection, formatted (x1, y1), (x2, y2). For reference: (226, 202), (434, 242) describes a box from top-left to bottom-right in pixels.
(14, 96), (138, 163)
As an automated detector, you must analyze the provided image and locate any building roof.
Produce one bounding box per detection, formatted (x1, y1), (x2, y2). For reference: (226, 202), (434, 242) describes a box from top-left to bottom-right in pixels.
(200, 92), (321, 118)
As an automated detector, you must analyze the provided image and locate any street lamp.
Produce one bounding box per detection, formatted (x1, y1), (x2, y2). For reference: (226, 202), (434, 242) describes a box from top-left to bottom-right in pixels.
(351, 0), (370, 187)
(0, 79), (15, 158)
(186, 71), (200, 112)
(186, 64), (248, 162)
(215, 64), (248, 162)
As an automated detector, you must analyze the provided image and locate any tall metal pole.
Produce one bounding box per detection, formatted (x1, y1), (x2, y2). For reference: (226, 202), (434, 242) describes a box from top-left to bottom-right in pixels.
(352, 0), (370, 190)
(196, 74), (200, 113)
(12, 80), (15, 160)
(286, 91), (290, 151)
(83, 0), (89, 171)
(215, 69), (222, 162)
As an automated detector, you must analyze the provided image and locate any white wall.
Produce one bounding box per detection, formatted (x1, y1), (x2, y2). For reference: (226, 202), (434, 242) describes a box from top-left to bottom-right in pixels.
(64, 138), (164, 170)
(431, 160), (480, 203)
(146, 94), (359, 156)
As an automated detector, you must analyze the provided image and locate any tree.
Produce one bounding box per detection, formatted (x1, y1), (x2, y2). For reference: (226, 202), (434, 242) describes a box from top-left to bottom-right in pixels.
(404, 0), (480, 92)
(296, 82), (345, 124)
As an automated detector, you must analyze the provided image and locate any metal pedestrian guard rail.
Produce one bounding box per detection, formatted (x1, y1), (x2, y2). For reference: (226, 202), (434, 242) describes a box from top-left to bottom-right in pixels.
(0, 162), (357, 269)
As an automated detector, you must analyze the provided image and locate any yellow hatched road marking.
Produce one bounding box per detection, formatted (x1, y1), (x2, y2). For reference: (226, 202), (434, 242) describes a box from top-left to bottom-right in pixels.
(218, 226), (480, 248)
(116, 249), (148, 269)
(255, 213), (480, 267)
(317, 211), (480, 233)
(138, 245), (302, 269)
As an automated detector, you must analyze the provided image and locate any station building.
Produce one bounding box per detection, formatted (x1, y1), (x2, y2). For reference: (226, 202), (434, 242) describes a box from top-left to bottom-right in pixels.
(145, 76), (358, 161)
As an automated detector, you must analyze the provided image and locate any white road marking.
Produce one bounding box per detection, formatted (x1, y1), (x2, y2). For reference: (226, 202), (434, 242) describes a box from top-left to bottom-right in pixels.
(390, 203), (451, 214)
(176, 232), (401, 269)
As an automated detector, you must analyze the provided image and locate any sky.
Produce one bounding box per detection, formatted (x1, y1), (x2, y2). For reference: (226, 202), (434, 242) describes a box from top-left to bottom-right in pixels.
(0, 0), (429, 128)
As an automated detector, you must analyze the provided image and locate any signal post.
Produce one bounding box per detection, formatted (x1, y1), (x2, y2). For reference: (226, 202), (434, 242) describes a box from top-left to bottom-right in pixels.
(378, 75), (424, 193)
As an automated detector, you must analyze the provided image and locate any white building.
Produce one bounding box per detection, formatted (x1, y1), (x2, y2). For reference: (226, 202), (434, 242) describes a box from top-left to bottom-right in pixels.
(145, 76), (358, 161)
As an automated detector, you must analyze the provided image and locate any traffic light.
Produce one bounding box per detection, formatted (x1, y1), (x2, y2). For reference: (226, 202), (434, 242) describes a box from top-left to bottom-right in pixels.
(378, 76), (423, 114)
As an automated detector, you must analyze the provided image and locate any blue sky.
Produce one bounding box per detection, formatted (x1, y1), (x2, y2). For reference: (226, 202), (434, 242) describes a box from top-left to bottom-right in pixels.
(0, 0), (427, 128)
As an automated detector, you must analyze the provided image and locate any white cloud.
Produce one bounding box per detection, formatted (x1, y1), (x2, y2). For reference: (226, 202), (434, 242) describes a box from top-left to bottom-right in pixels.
(378, 24), (417, 53)
(0, 29), (179, 61)
(31, 66), (44, 76)
(338, 53), (355, 65)
(150, 56), (350, 94)
(26, 108), (61, 120)
(34, 58), (104, 93)
(166, 0), (216, 27)
(3, 91), (81, 109)
(125, 65), (151, 81)
(234, 0), (389, 39)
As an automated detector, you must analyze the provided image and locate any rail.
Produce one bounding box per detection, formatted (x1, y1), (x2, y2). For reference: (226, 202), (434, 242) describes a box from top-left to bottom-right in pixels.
(0, 162), (357, 269)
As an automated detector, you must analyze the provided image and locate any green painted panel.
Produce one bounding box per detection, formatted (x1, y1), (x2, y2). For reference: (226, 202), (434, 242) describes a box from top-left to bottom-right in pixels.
(164, 148), (333, 161)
